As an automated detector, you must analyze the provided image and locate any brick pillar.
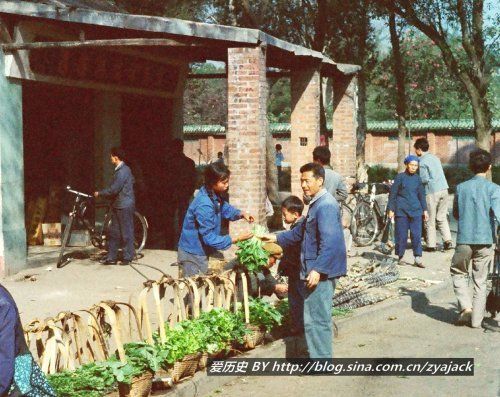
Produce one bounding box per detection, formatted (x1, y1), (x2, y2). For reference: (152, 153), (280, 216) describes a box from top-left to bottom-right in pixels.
(427, 131), (437, 154)
(0, 50), (25, 276)
(290, 65), (321, 198)
(207, 135), (215, 162)
(365, 132), (374, 164)
(332, 77), (357, 177)
(227, 46), (268, 233)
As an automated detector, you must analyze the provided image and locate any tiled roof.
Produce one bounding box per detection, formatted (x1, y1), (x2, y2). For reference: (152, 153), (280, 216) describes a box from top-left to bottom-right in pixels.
(183, 119), (500, 136)
(367, 119), (500, 132)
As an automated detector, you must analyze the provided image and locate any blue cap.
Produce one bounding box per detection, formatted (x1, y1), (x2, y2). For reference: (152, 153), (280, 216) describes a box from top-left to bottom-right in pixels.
(404, 155), (420, 164)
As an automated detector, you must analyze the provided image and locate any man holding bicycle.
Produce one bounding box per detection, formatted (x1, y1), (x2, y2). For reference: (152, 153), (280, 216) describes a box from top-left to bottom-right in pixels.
(94, 147), (135, 265)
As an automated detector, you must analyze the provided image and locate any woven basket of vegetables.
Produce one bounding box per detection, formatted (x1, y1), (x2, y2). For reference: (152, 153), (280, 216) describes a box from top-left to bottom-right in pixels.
(241, 324), (266, 349)
(170, 353), (201, 382)
(118, 370), (154, 397)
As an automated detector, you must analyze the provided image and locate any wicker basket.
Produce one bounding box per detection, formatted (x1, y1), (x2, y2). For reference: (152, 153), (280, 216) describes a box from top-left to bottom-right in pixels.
(241, 324), (265, 349)
(198, 352), (208, 370)
(118, 371), (154, 397)
(170, 353), (201, 382)
(208, 258), (227, 274)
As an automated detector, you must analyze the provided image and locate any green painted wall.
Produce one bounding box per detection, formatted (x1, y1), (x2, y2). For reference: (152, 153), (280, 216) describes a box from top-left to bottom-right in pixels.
(0, 50), (26, 276)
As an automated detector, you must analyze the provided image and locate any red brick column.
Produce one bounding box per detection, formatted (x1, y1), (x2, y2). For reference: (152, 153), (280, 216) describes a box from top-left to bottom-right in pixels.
(290, 65), (321, 198)
(365, 132), (374, 164)
(227, 45), (268, 234)
(427, 131), (437, 154)
(331, 77), (357, 177)
(207, 135), (215, 162)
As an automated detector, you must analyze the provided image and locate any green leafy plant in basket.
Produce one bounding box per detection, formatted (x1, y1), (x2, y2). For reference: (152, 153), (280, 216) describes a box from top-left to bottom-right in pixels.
(48, 362), (116, 397)
(195, 308), (248, 352)
(236, 225), (270, 272)
(239, 298), (283, 332)
(155, 321), (204, 367)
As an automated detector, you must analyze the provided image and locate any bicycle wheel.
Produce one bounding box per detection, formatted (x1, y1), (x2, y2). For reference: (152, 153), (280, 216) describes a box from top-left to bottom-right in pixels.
(341, 202), (353, 229)
(102, 211), (148, 254)
(350, 201), (378, 246)
(134, 211), (148, 253)
(57, 216), (74, 268)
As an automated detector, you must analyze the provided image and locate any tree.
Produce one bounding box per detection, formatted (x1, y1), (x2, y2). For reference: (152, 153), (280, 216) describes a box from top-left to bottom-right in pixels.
(184, 63), (227, 125)
(367, 32), (475, 121)
(389, 13), (409, 172)
(373, 0), (498, 152)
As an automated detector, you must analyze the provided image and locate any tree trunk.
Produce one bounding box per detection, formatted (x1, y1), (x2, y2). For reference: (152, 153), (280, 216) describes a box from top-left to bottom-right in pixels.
(356, 72), (368, 181)
(355, 0), (369, 180)
(389, 12), (408, 172)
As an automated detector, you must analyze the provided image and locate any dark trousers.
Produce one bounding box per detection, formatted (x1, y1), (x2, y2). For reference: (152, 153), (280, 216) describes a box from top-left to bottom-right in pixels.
(395, 215), (422, 258)
(107, 206), (135, 261)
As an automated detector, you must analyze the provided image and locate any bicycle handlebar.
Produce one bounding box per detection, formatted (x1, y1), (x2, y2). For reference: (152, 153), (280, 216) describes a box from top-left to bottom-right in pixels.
(66, 186), (92, 198)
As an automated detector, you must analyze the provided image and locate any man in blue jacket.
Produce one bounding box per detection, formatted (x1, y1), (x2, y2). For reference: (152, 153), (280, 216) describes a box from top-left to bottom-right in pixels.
(94, 147), (135, 265)
(451, 149), (500, 328)
(264, 162), (347, 358)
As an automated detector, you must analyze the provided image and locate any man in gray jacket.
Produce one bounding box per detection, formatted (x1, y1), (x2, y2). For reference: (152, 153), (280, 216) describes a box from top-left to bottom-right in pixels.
(414, 138), (453, 251)
(312, 146), (348, 203)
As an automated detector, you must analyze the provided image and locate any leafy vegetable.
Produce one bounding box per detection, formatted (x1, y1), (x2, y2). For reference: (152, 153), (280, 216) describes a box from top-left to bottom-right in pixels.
(155, 308), (248, 366)
(48, 362), (115, 397)
(240, 298), (283, 332)
(236, 225), (270, 272)
(196, 308), (247, 351)
(48, 341), (160, 395)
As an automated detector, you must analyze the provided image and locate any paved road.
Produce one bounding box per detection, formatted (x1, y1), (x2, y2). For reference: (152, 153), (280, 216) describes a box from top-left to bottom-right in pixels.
(204, 283), (499, 397)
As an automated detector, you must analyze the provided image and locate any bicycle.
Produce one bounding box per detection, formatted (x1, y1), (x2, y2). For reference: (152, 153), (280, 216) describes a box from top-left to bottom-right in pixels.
(349, 182), (392, 247)
(57, 186), (148, 268)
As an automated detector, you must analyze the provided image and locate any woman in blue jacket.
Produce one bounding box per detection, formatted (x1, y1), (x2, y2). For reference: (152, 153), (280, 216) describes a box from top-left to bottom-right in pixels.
(177, 163), (254, 276)
(0, 284), (55, 396)
(388, 155), (429, 268)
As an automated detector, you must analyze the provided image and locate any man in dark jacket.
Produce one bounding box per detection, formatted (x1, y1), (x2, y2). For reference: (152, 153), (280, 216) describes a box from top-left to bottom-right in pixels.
(263, 163), (347, 359)
(94, 147), (135, 265)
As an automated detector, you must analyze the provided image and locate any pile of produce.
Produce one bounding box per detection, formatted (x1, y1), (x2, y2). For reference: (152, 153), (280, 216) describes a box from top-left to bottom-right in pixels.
(235, 225), (270, 272)
(48, 302), (285, 396)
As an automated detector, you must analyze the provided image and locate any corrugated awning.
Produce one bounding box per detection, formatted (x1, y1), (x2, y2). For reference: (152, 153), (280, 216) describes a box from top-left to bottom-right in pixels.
(0, 0), (360, 76)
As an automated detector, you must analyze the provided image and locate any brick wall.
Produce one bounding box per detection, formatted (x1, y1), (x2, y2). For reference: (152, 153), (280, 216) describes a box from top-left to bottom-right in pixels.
(290, 66), (321, 197)
(364, 132), (499, 167)
(184, 130), (500, 175)
(226, 46), (268, 233)
(184, 135), (226, 165)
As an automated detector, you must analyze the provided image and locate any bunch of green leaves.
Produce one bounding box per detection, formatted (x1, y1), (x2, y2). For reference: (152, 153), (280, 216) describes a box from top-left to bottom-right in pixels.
(274, 298), (291, 328)
(196, 308), (247, 352)
(236, 225), (270, 272)
(95, 342), (160, 385)
(47, 362), (116, 397)
(155, 321), (203, 366)
(240, 298), (283, 332)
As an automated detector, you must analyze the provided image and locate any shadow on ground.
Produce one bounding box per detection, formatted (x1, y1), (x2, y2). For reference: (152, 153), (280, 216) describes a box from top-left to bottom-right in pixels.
(399, 287), (457, 325)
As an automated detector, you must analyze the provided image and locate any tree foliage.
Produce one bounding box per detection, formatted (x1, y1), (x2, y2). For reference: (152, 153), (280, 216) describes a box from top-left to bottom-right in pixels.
(367, 31), (474, 120)
(371, 0), (498, 151)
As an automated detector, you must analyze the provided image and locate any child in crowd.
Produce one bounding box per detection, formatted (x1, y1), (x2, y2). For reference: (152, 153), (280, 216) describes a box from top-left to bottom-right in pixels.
(388, 155), (428, 268)
(277, 195), (305, 335)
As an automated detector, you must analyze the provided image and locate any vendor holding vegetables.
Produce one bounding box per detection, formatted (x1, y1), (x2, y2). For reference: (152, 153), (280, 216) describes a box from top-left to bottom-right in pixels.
(178, 162), (254, 276)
